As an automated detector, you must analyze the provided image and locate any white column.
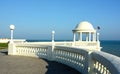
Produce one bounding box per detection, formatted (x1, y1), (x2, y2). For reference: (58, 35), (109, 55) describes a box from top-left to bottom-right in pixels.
(52, 30), (55, 53)
(97, 33), (100, 41)
(92, 32), (94, 41)
(80, 32), (82, 41)
(10, 25), (15, 43)
(73, 32), (76, 42)
(8, 43), (16, 55)
(9, 25), (15, 55)
(93, 32), (96, 41)
(86, 33), (89, 41)
(78, 33), (80, 41)
(72, 32), (76, 46)
(52, 30), (55, 42)
(89, 32), (91, 41)
(11, 30), (13, 41)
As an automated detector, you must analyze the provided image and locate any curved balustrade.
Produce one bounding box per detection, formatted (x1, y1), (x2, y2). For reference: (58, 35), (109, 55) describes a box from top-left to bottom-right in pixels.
(54, 46), (89, 74)
(8, 43), (120, 74)
(91, 51), (120, 74)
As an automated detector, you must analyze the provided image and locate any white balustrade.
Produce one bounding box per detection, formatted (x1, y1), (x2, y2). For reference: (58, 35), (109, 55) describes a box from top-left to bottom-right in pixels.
(8, 43), (120, 74)
(54, 46), (89, 74)
(15, 44), (49, 58)
(91, 51), (120, 74)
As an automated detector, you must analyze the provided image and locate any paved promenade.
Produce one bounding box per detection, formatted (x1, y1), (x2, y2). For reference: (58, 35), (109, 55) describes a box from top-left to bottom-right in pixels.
(0, 49), (81, 74)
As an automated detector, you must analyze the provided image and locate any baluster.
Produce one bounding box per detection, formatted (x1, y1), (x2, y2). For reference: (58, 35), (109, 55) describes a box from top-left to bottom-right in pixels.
(98, 63), (101, 72)
(67, 52), (70, 63)
(101, 65), (104, 73)
(74, 53), (77, 64)
(103, 66), (106, 74)
(59, 50), (61, 60)
(76, 53), (79, 65)
(106, 70), (109, 74)
(63, 51), (65, 62)
(95, 61), (98, 72)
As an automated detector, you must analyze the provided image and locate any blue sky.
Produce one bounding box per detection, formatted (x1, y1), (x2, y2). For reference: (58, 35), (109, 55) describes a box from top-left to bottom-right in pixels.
(0, 0), (120, 40)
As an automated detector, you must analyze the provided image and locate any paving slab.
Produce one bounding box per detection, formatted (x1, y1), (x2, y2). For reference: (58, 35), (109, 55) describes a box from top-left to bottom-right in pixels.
(0, 49), (81, 74)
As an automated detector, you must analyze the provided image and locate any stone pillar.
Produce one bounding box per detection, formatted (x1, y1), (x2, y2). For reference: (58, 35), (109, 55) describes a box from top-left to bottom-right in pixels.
(73, 32), (76, 42)
(72, 32), (76, 46)
(86, 33), (89, 41)
(9, 25), (16, 55)
(47, 46), (54, 61)
(97, 33), (100, 41)
(80, 32), (82, 41)
(10, 25), (15, 43)
(93, 32), (96, 41)
(8, 42), (16, 55)
(52, 30), (55, 42)
(89, 32), (91, 41)
(10, 30), (13, 43)
(88, 51), (95, 74)
(78, 33), (80, 41)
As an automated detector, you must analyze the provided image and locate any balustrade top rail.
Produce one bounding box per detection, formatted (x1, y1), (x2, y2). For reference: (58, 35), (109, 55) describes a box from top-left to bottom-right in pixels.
(17, 41), (98, 47)
(16, 43), (49, 48)
(91, 51), (120, 74)
(55, 46), (89, 54)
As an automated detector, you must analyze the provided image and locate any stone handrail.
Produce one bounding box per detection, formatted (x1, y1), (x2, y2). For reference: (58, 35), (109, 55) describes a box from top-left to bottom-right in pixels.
(24, 41), (73, 46)
(91, 51), (120, 74)
(8, 43), (120, 74)
(25, 41), (98, 47)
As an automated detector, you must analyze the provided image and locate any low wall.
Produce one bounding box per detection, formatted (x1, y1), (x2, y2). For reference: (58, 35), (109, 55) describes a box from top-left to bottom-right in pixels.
(91, 51), (120, 74)
(54, 46), (89, 74)
(8, 43), (120, 74)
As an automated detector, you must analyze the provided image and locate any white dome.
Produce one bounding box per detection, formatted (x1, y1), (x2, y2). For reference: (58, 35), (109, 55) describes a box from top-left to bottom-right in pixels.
(74, 21), (95, 32)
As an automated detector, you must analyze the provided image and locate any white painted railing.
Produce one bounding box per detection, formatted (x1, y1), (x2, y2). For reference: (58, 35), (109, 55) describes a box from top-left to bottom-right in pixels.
(8, 43), (120, 74)
(25, 41), (99, 48)
(16, 44), (48, 58)
(91, 51), (120, 74)
(54, 46), (89, 74)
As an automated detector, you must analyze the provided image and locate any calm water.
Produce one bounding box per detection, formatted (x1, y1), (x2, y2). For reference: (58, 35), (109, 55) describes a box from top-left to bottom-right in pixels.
(27, 40), (120, 57)
(101, 40), (120, 57)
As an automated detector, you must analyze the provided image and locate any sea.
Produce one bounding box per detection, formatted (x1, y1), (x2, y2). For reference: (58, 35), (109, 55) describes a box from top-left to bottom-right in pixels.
(101, 40), (120, 57)
(27, 40), (120, 57)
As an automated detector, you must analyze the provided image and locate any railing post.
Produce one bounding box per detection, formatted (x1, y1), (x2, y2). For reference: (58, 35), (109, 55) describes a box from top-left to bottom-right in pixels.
(47, 46), (55, 61)
(97, 41), (101, 51)
(8, 42), (16, 55)
(88, 51), (95, 74)
(8, 24), (16, 55)
(46, 30), (55, 60)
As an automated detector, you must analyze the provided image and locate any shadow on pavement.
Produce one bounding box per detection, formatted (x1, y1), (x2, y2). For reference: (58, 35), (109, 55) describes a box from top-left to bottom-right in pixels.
(0, 49), (8, 55)
(1, 51), (8, 55)
(0, 50), (81, 74)
(43, 59), (81, 74)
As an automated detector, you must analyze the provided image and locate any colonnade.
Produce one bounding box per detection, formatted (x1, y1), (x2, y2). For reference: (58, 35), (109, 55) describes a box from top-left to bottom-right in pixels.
(73, 31), (99, 42)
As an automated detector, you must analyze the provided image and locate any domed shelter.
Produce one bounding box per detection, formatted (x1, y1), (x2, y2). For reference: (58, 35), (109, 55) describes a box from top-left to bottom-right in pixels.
(74, 21), (95, 32)
(72, 21), (98, 42)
